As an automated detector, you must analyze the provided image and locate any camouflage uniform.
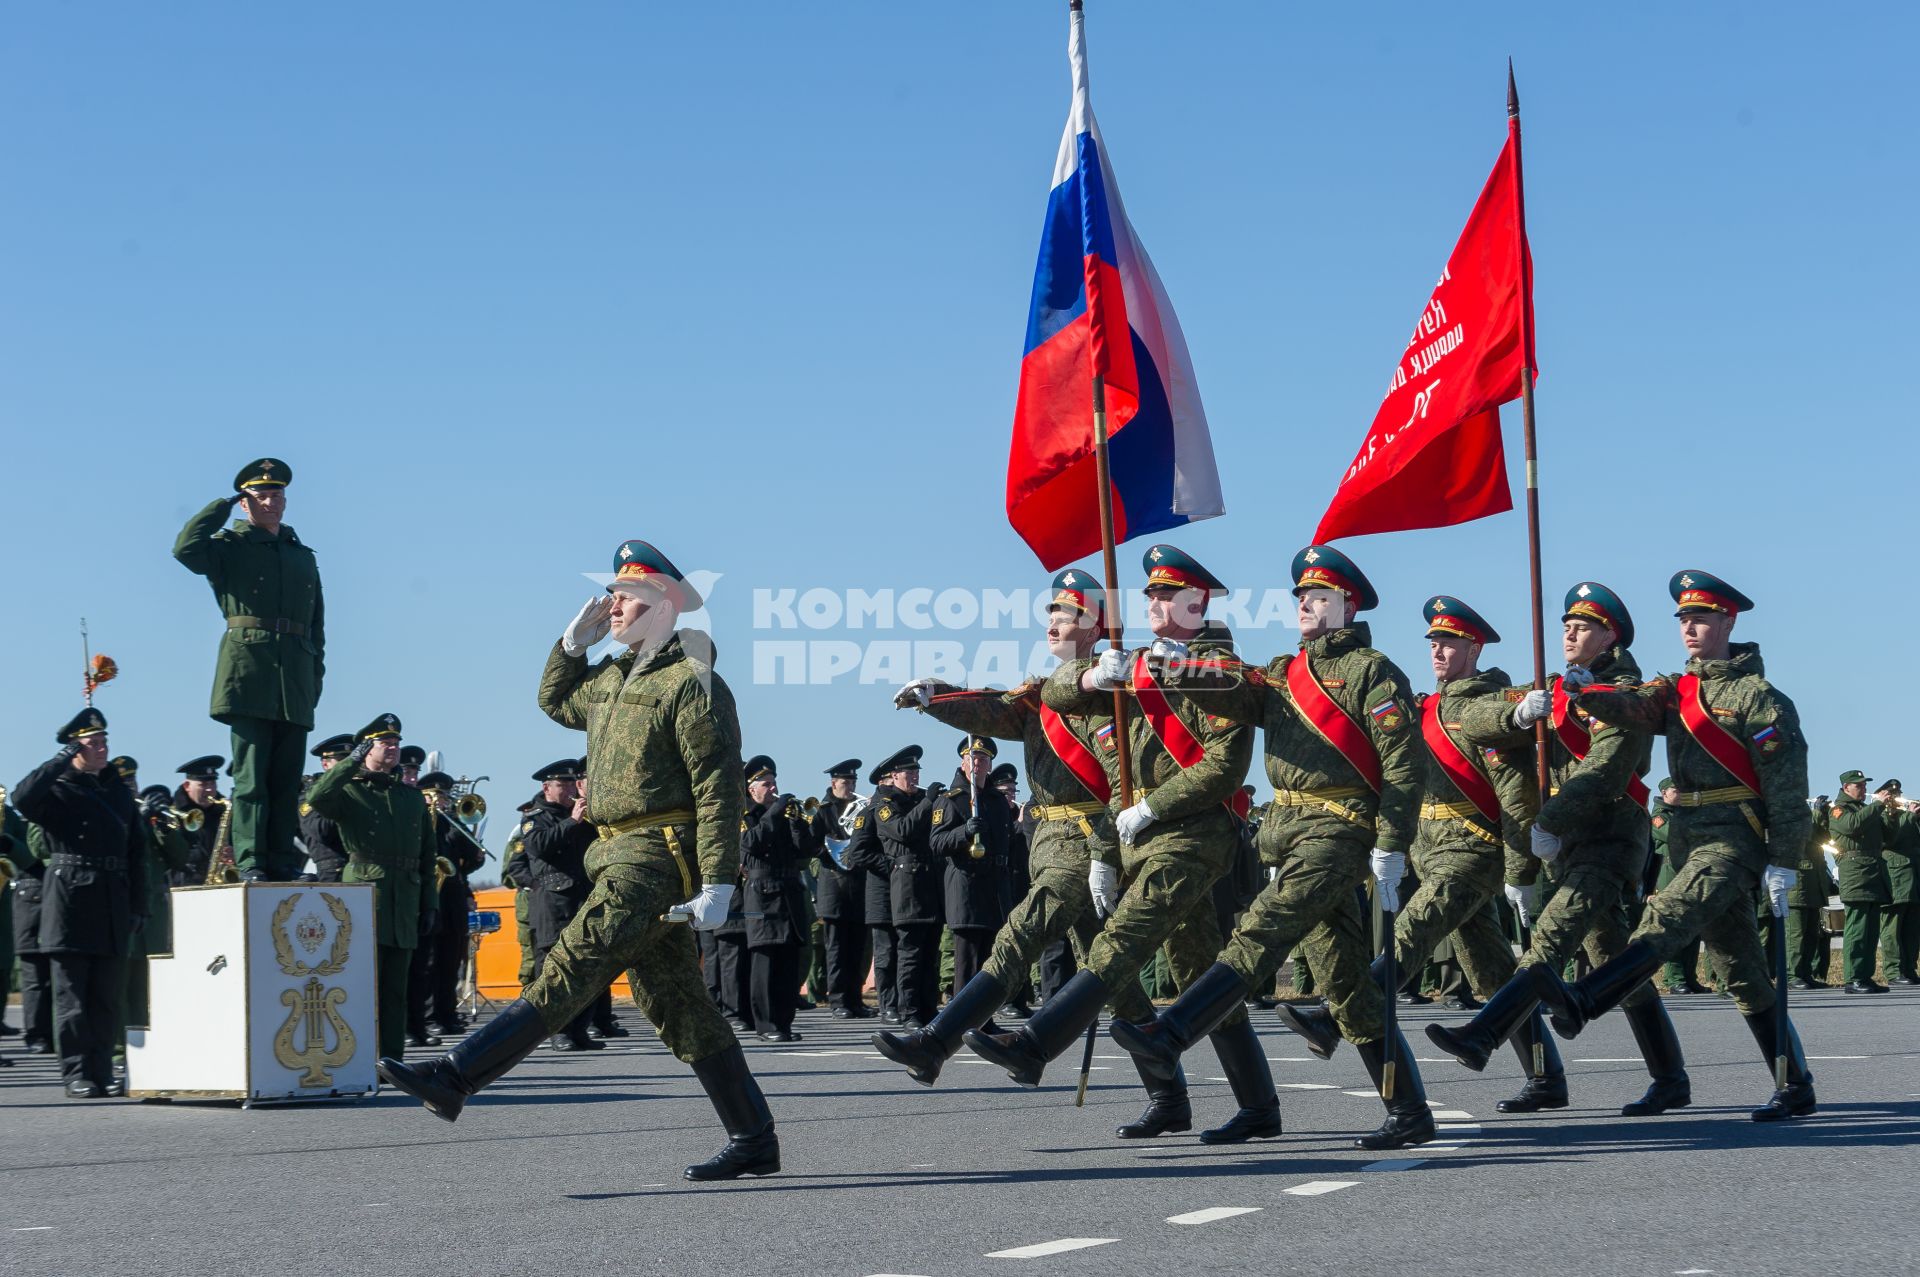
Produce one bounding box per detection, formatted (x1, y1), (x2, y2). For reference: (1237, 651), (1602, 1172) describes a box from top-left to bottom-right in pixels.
(1653, 795), (1707, 990)
(528, 633), (745, 1065)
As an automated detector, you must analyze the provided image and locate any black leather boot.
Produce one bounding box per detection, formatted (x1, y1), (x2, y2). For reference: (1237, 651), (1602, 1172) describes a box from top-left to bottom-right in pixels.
(378, 999), (550, 1122)
(1528, 939), (1662, 1040)
(408, 1025), (442, 1048)
(1115, 1049), (1192, 1138)
(1424, 969), (1538, 1072)
(1495, 1009), (1568, 1113)
(873, 971), (1006, 1087)
(1273, 1001), (1341, 1060)
(964, 970), (1107, 1088)
(1109, 963), (1248, 1068)
(1354, 1029), (1435, 1150)
(1620, 998), (1692, 1116)
(685, 1043), (781, 1180)
(1743, 1004), (1816, 1122)
(1199, 1016), (1282, 1143)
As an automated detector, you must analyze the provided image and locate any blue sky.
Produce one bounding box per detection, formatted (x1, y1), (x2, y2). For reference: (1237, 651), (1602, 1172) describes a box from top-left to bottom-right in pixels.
(4, 3), (1913, 870)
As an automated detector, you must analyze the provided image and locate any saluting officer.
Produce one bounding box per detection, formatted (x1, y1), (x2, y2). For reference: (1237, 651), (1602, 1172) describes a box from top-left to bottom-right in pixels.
(809, 759), (871, 1019)
(740, 756), (809, 1041)
(302, 714), (438, 1062)
(173, 458), (324, 881)
(12, 709), (148, 1098)
(298, 734), (354, 882)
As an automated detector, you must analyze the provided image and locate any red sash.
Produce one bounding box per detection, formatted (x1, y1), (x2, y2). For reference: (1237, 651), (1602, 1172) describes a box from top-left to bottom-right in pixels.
(1131, 652), (1253, 819)
(1285, 653), (1384, 794)
(1421, 694), (1501, 825)
(1675, 673), (1765, 794)
(1551, 680), (1652, 807)
(1037, 704), (1112, 805)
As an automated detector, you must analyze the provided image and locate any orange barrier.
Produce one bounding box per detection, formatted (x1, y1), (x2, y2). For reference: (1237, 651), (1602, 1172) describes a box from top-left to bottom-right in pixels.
(471, 885), (631, 999)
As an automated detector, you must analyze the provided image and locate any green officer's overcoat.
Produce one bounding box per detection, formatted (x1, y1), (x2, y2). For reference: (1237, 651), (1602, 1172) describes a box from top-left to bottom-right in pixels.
(303, 753), (435, 948)
(1882, 806), (1918, 904)
(1829, 793), (1893, 906)
(173, 499), (326, 728)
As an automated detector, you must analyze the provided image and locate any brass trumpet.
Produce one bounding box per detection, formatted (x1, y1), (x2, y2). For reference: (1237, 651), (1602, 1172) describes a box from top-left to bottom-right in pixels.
(162, 806), (206, 834)
(455, 792), (487, 822)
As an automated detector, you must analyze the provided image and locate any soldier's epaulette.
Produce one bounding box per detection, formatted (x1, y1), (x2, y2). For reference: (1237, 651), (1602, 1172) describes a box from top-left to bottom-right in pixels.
(1503, 688), (1527, 703)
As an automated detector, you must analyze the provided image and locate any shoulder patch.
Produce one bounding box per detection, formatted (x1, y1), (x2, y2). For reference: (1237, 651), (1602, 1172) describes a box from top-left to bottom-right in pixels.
(1751, 724), (1782, 756)
(1369, 700), (1404, 732)
(299, 802), (312, 816)
(1831, 806), (1844, 820)
(852, 815), (866, 830)
(878, 804), (892, 822)
(1504, 689), (1528, 703)
(931, 808), (944, 826)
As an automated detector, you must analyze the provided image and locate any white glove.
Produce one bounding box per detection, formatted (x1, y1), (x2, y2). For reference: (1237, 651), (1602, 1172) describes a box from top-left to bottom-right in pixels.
(1115, 799), (1156, 845)
(1088, 861), (1120, 917)
(1149, 636), (1190, 664)
(1513, 688), (1552, 728)
(1504, 881), (1539, 927)
(1369, 849), (1407, 912)
(895, 677), (938, 709)
(1091, 647), (1130, 691)
(562, 595), (613, 657)
(676, 883), (734, 931)
(1763, 865), (1797, 919)
(1530, 824), (1562, 863)
(1561, 666), (1596, 692)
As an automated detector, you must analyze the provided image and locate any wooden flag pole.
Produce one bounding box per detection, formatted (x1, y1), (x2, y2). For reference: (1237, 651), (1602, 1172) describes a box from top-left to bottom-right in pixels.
(1509, 62), (1550, 799)
(1090, 373), (1136, 810)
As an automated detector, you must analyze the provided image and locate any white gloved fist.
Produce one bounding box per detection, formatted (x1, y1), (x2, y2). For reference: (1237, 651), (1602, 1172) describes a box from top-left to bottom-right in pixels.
(1763, 864), (1797, 919)
(1530, 824), (1562, 863)
(1115, 799), (1156, 846)
(1369, 848), (1407, 912)
(562, 595), (614, 657)
(895, 677), (938, 709)
(1561, 665), (1596, 693)
(1149, 636), (1190, 665)
(1088, 861), (1121, 918)
(1091, 647), (1130, 691)
(1513, 688), (1553, 729)
(676, 883), (734, 931)
(1504, 881), (1539, 927)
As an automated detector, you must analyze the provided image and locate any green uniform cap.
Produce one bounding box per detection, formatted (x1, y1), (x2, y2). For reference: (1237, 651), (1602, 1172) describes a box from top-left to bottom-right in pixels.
(1048, 567), (1110, 624)
(1423, 595), (1500, 644)
(355, 713), (403, 743)
(55, 708), (106, 744)
(1292, 544), (1379, 611)
(1562, 580), (1634, 650)
(234, 457), (292, 491)
(610, 538), (701, 609)
(1839, 769), (1870, 786)
(1141, 543), (1226, 596)
(1670, 569), (1754, 617)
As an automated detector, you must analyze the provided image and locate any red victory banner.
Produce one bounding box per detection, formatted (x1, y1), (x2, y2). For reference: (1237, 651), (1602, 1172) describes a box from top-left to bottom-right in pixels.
(1314, 118), (1535, 543)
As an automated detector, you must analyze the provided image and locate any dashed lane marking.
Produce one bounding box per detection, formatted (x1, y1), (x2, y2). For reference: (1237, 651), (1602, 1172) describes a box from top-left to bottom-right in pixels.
(11, 1227), (53, 1232)
(986, 1238), (1119, 1259)
(1436, 1123), (1482, 1133)
(1361, 1158), (1427, 1172)
(1807, 1055), (1866, 1060)
(1430, 1109), (1474, 1120)
(1283, 1181), (1358, 1196)
(1572, 1057), (1644, 1063)
(1166, 1207), (1262, 1225)
(1277, 1082), (1339, 1090)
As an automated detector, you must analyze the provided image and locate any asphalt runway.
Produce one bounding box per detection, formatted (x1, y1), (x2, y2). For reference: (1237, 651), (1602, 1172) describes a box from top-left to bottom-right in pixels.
(2, 985), (1915, 1277)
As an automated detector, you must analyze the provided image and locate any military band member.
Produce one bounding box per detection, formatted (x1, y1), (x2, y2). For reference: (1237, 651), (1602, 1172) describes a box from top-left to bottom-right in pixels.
(847, 747), (945, 1027)
(380, 540), (779, 1181)
(1877, 781), (1918, 985)
(124, 770), (192, 1033)
(740, 756), (809, 1041)
(1786, 797), (1838, 988)
(0, 799), (22, 1046)
(13, 709), (148, 1098)
(856, 759), (903, 1024)
(1108, 546), (1431, 1149)
(299, 734), (354, 882)
(809, 759), (871, 1018)
(409, 773), (483, 1043)
(3, 800), (52, 1053)
(173, 458), (323, 881)
(398, 746), (426, 787)
(1531, 570), (1818, 1121)
(170, 756), (230, 886)
(1429, 583), (1692, 1119)
(302, 714), (438, 1061)
(930, 737), (1013, 1020)
(502, 797), (539, 987)
(1828, 769), (1892, 993)
(519, 759), (604, 1050)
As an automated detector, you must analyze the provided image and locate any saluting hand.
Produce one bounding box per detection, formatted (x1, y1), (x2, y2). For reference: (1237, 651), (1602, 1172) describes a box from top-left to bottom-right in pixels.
(562, 595), (614, 657)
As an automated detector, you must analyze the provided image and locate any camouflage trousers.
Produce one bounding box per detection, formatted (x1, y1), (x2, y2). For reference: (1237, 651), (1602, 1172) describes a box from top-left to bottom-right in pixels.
(1393, 846), (1514, 1000)
(522, 831), (736, 1065)
(1631, 847), (1774, 1016)
(984, 815), (1154, 1023)
(1527, 841), (1657, 1011)
(1220, 827), (1382, 1046)
(1084, 808), (1243, 1030)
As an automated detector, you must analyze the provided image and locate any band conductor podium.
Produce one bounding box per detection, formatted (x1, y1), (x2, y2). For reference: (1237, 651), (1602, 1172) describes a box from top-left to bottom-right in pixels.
(128, 882), (380, 1104)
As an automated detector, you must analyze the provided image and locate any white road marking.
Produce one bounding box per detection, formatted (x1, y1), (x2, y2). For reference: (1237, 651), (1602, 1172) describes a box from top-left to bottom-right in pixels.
(1166, 1206), (1262, 1225)
(1436, 1123), (1482, 1133)
(1342, 1089), (1379, 1097)
(1266, 1055), (1314, 1062)
(1413, 1057), (1456, 1064)
(986, 1238), (1119, 1259)
(1277, 1082), (1340, 1090)
(1674, 1269), (1715, 1275)
(1284, 1181), (1358, 1197)
(1573, 1057), (1644, 1063)
(11, 1227), (53, 1232)
(1807, 1055), (1866, 1060)
(1430, 1109), (1475, 1120)
(1361, 1158), (1428, 1172)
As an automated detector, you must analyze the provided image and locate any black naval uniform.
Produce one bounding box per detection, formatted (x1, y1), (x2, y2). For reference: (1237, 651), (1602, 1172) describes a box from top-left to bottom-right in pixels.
(409, 812), (483, 1036)
(855, 804), (899, 1020)
(809, 796), (870, 1016)
(13, 753), (148, 1092)
(519, 796), (605, 1048)
(931, 772), (1014, 1003)
(3, 806), (53, 1051)
(299, 777), (348, 882)
(869, 783), (945, 1026)
(741, 797), (810, 1037)
(168, 785), (227, 885)
(712, 861), (754, 1029)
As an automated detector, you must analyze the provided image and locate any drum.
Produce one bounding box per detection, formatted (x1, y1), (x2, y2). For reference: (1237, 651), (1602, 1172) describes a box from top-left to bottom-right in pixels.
(468, 909), (503, 935)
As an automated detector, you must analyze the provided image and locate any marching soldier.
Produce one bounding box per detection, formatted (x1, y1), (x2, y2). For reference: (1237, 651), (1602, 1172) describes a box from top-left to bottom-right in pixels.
(172, 458), (324, 881)
(1106, 546), (1430, 1149)
(809, 760), (871, 1018)
(740, 756), (809, 1041)
(1829, 769), (1892, 994)
(12, 709), (148, 1098)
(931, 737), (1014, 1025)
(990, 763), (1047, 1017)
(1878, 782), (1919, 985)
(302, 715), (438, 1061)
(299, 734), (354, 882)
(1428, 583), (1693, 1119)
(1654, 778), (1711, 993)
(970, 546), (1279, 1142)
(1531, 570), (1818, 1122)
(518, 759), (604, 1050)
(847, 747), (945, 1028)
(380, 539), (780, 1182)
(171, 756), (230, 885)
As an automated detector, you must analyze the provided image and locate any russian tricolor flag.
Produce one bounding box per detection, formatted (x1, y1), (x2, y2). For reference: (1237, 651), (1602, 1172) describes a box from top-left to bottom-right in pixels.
(1006, 3), (1224, 571)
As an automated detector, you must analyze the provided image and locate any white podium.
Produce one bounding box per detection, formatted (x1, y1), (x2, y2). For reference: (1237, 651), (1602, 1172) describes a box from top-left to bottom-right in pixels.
(128, 882), (380, 1105)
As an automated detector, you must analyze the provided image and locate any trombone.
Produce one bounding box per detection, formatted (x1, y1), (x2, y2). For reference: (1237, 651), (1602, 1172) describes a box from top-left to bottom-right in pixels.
(440, 775), (492, 861)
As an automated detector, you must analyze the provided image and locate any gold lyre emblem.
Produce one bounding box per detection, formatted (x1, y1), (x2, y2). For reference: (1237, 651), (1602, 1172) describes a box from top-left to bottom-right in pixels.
(270, 892), (356, 1087)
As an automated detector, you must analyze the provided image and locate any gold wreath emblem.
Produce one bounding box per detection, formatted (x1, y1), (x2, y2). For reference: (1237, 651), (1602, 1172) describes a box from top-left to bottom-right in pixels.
(272, 891), (353, 978)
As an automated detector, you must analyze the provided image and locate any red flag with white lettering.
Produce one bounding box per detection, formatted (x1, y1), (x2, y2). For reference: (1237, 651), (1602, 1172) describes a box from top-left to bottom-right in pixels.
(1313, 124), (1535, 543)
